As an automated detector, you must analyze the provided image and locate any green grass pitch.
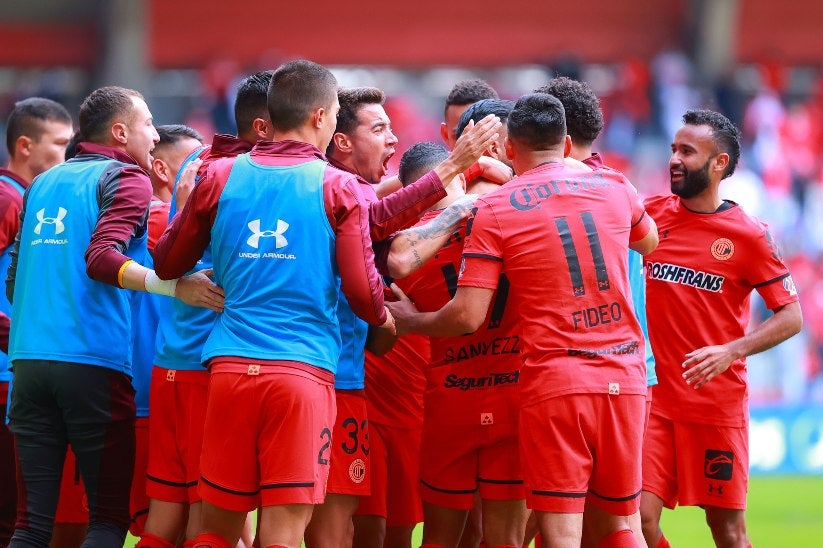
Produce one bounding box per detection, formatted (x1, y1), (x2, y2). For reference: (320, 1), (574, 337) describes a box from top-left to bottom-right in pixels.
(123, 475), (823, 546)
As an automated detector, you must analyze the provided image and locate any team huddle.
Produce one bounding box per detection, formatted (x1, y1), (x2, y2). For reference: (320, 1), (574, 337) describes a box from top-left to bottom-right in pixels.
(0, 59), (802, 548)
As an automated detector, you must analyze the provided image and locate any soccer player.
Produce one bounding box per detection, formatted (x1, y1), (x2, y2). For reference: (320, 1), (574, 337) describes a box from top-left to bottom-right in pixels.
(391, 141), (526, 548)
(0, 97), (80, 548)
(536, 75), (657, 548)
(388, 93), (658, 548)
(306, 86), (501, 548)
(639, 110), (802, 548)
(138, 72), (273, 548)
(454, 99), (515, 197)
(440, 79), (499, 149)
(352, 331), (429, 548)
(128, 124), (206, 541)
(153, 60), (392, 548)
(5, 86), (223, 548)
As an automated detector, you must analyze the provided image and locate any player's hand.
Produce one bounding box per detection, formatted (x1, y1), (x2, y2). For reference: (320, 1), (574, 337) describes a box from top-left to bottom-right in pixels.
(477, 155), (514, 184)
(681, 344), (740, 389)
(448, 115), (502, 172)
(175, 158), (202, 213)
(380, 306), (396, 336)
(386, 283), (420, 335)
(175, 267), (225, 313)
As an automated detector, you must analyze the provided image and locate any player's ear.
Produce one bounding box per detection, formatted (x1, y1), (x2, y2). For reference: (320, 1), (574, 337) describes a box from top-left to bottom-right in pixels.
(712, 152), (730, 176)
(152, 158), (169, 183)
(111, 121), (128, 145)
(439, 122), (449, 146)
(14, 135), (32, 159)
(504, 137), (515, 163)
(252, 118), (272, 141)
(332, 132), (352, 154)
(563, 135), (572, 158)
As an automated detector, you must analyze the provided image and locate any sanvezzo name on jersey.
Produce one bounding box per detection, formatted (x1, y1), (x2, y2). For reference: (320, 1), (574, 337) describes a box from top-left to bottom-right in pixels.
(646, 261), (725, 292)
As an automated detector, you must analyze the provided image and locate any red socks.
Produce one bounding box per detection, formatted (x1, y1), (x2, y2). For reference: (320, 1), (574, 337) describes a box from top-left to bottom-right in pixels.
(191, 533), (234, 548)
(655, 535), (672, 548)
(598, 529), (638, 548)
(135, 533), (176, 548)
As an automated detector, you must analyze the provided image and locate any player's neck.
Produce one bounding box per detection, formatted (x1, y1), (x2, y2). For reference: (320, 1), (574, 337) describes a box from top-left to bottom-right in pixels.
(569, 144), (592, 163)
(679, 188), (723, 213)
(5, 160), (33, 185)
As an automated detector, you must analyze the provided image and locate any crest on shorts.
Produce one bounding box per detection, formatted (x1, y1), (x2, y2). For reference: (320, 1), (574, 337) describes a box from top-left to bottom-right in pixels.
(704, 449), (734, 481)
(349, 458), (366, 484)
(710, 238), (734, 261)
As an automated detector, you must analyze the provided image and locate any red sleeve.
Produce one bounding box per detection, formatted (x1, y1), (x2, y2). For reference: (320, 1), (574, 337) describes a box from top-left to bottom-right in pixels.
(0, 188), (21, 251)
(749, 227), (799, 310)
(153, 160), (229, 279)
(0, 311), (9, 353)
(147, 201), (170, 253)
(368, 170), (446, 242)
(323, 168), (387, 326)
(84, 165), (153, 286)
(457, 200), (504, 290)
(625, 183), (652, 242)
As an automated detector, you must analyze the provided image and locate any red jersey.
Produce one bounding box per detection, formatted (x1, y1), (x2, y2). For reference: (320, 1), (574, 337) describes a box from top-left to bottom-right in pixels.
(643, 195), (799, 427)
(363, 333), (427, 429)
(459, 161), (652, 407)
(396, 210), (522, 426)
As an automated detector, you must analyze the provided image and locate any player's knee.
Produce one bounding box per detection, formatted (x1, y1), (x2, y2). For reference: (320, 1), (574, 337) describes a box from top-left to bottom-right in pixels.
(705, 511), (747, 547)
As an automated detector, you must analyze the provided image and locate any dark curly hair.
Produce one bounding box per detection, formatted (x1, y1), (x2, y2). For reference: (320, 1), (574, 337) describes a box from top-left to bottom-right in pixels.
(535, 76), (603, 146)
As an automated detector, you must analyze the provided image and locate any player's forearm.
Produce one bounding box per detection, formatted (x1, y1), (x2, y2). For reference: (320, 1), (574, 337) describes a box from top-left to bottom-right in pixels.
(726, 301), (802, 359)
(387, 196), (476, 278)
(369, 170), (445, 241)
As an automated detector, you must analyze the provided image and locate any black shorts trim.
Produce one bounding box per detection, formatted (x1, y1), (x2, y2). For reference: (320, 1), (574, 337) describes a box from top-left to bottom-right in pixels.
(420, 478), (477, 495)
(531, 489), (587, 498)
(477, 477), (524, 485)
(260, 481), (315, 490)
(146, 474), (197, 488)
(199, 475), (259, 496)
(463, 252), (503, 262)
(588, 489), (641, 502)
(752, 272), (790, 289)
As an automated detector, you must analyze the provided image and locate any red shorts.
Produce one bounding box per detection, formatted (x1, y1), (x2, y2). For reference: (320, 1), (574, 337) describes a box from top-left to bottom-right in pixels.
(520, 393), (644, 515)
(355, 422), (423, 526)
(418, 417), (523, 510)
(146, 367), (209, 504)
(642, 412), (748, 510)
(327, 390), (370, 496)
(54, 447), (89, 524)
(198, 361), (335, 512)
(644, 385), (653, 435)
(130, 416), (150, 536)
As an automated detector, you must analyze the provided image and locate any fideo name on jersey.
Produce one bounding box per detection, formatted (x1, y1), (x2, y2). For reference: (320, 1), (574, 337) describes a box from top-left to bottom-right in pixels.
(647, 262), (725, 293)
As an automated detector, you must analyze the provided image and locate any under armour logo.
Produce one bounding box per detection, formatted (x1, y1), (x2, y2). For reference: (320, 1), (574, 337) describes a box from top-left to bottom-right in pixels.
(34, 207), (67, 235)
(246, 219), (289, 249)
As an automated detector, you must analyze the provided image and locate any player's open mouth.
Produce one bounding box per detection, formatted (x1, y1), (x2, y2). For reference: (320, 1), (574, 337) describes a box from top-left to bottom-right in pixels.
(382, 149), (395, 171)
(670, 169), (685, 182)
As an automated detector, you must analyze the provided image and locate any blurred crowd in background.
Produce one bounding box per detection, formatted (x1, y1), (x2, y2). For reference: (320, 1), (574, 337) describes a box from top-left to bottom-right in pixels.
(1, 48), (821, 405)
